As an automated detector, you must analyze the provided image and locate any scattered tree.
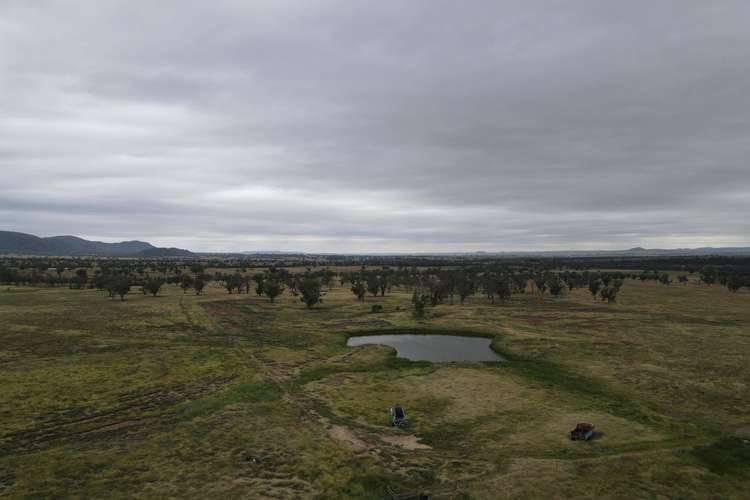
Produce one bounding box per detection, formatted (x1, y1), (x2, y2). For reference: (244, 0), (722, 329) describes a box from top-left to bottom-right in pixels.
(548, 276), (565, 297)
(412, 291), (427, 319)
(180, 274), (194, 294)
(194, 277), (205, 295)
(113, 277), (131, 301)
(299, 276), (323, 308)
(366, 275), (380, 297)
(264, 279), (284, 303)
(600, 286), (618, 303)
(589, 279), (602, 300)
(144, 278), (163, 297)
(456, 272), (475, 303)
(351, 280), (366, 302)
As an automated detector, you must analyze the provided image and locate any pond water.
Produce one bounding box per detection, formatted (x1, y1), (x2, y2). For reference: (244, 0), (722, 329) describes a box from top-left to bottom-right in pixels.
(346, 334), (504, 363)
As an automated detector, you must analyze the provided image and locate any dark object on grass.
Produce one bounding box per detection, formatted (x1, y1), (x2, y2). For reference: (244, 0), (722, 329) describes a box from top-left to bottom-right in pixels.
(371, 304), (383, 313)
(570, 422), (595, 441)
(389, 405), (408, 428)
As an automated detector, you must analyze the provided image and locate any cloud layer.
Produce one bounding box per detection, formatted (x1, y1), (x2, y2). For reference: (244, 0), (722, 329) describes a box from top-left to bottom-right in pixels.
(2, 1), (749, 252)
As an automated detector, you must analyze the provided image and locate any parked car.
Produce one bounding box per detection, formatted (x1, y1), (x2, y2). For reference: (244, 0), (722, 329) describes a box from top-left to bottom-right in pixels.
(570, 422), (595, 441)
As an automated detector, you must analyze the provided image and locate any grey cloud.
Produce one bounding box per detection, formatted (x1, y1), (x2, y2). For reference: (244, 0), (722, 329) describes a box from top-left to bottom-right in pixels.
(1, 1), (749, 252)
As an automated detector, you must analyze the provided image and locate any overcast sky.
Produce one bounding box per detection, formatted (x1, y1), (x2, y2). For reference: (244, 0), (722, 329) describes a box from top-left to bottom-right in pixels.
(1, 1), (749, 252)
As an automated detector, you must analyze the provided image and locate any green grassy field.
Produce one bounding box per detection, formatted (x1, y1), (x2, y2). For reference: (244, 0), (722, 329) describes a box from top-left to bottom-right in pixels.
(1, 279), (749, 498)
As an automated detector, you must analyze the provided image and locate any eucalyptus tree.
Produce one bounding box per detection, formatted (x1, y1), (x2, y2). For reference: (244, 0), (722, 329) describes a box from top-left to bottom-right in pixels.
(264, 279), (285, 303)
(253, 273), (265, 296)
(534, 276), (547, 295)
(366, 274), (380, 297)
(144, 278), (163, 297)
(455, 272), (476, 304)
(299, 276), (323, 308)
(600, 286), (618, 303)
(351, 279), (366, 302)
(496, 275), (513, 304)
(180, 274), (194, 294)
(411, 290), (427, 319)
(548, 276), (565, 297)
(113, 277), (131, 301)
(589, 279), (603, 300)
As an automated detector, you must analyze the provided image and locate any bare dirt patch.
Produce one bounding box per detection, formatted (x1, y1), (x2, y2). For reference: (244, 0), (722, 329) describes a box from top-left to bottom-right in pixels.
(327, 424), (370, 452)
(380, 434), (432, 450)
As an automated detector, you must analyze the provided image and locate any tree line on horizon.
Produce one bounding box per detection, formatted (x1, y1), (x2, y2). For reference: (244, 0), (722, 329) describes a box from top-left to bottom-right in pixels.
(1, 257), (749, 308)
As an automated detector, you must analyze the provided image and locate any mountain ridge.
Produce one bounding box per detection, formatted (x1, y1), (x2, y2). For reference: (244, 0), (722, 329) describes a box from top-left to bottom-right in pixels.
(3, 230), (750, 257)
(0, 231), (191, 257)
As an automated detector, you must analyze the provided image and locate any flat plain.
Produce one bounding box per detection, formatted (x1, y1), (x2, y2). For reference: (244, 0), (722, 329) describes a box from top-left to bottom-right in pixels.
(1, 277), (749, 498)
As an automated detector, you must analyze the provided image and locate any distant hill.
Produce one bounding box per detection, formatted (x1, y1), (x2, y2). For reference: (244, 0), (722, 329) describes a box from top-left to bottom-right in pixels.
(496, 247), (750, 257)
(402, 247), (750, 258)
(377, 247), (750, 257)
(3, 230), (749, 258)
(0, 231), (192, 257)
